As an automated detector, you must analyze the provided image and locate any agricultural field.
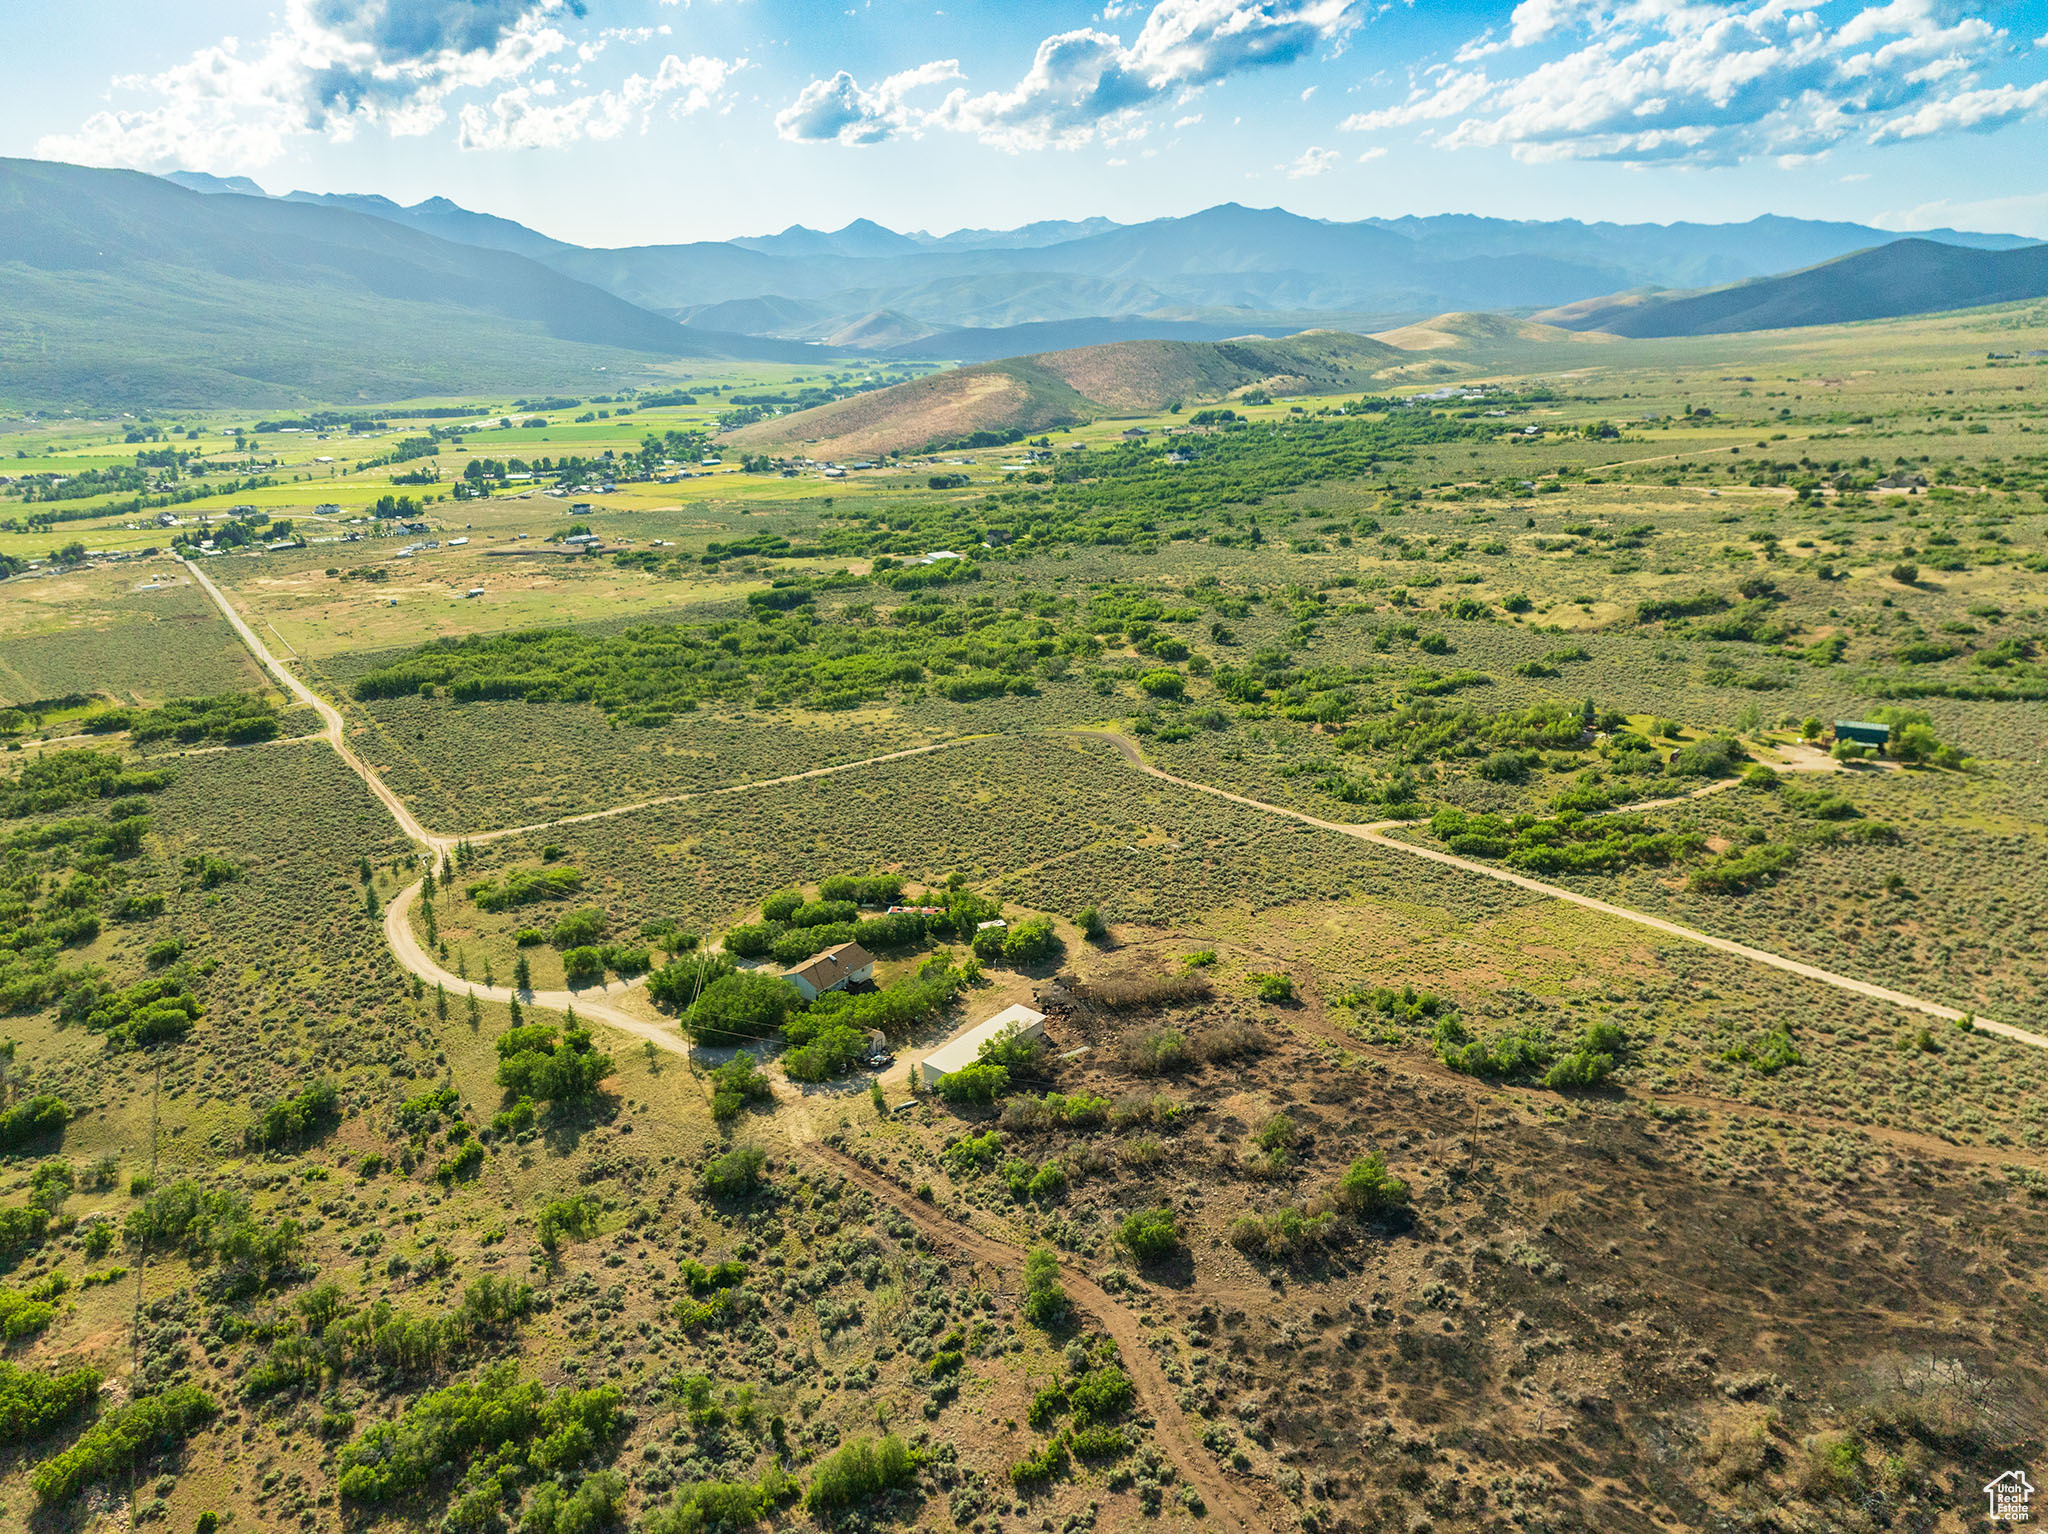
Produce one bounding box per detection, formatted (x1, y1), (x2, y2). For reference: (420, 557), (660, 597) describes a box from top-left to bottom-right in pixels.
(1, 303), (2047, 1532)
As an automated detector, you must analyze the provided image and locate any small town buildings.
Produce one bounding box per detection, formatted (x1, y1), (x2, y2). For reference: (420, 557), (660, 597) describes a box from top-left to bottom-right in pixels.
(918, 1004), (1046, 1089)
(784, 941), (876, 1002)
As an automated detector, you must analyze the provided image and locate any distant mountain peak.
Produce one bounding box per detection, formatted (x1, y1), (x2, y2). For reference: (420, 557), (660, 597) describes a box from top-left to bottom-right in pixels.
(162, 170), (267, 198)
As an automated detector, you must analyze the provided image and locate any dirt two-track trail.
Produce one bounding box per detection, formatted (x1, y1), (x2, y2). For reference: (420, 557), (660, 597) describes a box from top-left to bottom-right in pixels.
(815, 1143), (1272, 1530)
(181, 562), (2048, 1518)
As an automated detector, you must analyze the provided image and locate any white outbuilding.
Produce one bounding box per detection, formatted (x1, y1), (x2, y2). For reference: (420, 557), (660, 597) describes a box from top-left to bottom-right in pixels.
(918, 1004), (1046, 1090)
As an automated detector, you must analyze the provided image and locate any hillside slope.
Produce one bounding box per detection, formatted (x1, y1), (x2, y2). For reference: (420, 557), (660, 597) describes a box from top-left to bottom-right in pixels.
(0, 159), (803, 408)
(722, 330), (1403, 457)
(1544, 238), (2048, 337)
(1371, 311), (1614, 351)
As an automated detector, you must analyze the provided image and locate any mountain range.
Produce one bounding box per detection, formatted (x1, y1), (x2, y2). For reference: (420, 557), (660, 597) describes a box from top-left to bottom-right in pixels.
(0, 158), (2039, 410)
(168, 165), (2039, 351)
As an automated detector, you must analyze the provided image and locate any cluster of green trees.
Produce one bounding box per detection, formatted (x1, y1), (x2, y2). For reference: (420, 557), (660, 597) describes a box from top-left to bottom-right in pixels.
(809, 408), (1496, 562)
(29, 1385), (216, 1505)
(495, 1022), (612, 1106)
(0, 772), (169, 1012)
(0, 1094), (67, 1154)
(245, 1080), (340, 1150)
(465, 864), (583, 912)
(2, 749), (169, 818)
(726, 886), (1001, 970)
(335, 1362), (627, 1510)
(125, 1180), (303, 1298)
(243, 1276), (534, 1397)
(1432, 1016), (1625, 1089)
(59, 970), (204, 1051)
(0, 1359), (100, 1443)
(1429, 807), (1705, 876)
(353, 581), (1098, 720)
(84, 691), (283, 746)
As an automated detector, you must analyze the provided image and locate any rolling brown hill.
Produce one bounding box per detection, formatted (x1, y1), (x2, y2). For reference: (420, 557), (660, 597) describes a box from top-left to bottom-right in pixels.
(722, 329), (1405, 457)
(1371, 310), (1615, 352)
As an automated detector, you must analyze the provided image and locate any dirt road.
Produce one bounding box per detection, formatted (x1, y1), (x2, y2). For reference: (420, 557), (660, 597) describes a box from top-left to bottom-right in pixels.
(1073, 729), (2048, 1054)
(183, 558), (2043, 1055)
(381, 877), (686, 1056)
(817, 1143), (1271, 1531)
(181, 557), (443, 851)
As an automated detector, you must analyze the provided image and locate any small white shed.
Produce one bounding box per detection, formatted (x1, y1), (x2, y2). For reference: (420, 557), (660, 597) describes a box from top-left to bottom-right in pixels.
(918, 1004), (1046, 1089)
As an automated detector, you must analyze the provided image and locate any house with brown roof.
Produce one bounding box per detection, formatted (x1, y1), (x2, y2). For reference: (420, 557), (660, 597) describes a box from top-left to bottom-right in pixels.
(784, 941), (876, 1001)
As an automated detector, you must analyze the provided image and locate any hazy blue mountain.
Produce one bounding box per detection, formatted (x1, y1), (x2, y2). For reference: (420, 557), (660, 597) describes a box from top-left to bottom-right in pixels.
(282, 189), (573, 259)
(163, 170), (269, 197)
(910, 217), (1122, 250)
(151, 170), (2035, 348)
(1544, 238), (2048, 337)
(872, 314), (1299, 361)
(1, 159), (806, 407)
(1369, 211), (2036, 289)
(729, 219), (926, 260)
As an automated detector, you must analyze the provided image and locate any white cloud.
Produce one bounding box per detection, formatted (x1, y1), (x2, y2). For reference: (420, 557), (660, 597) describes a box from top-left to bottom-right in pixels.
(1336, 0), (2048, 167)
(802, 0), (1370, 152)
(34, 0), (730, 171)
(458, 54), (739, 151)
(1356, 144), (1387, 160)
(775, 59), (962, 144)
(1867, 79), (2048, 142)
(1283, 144), (1340, 176)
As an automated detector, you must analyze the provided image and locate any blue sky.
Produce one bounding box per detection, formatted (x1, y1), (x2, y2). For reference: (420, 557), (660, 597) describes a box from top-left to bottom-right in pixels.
(7, 0), (2047, 243)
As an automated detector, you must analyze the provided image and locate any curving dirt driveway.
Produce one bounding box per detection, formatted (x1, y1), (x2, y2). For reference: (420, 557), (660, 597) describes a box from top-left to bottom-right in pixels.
(817, 1143), (1271, 1531)
(1072, 729), (2048, 1054)
(383, 877), (685, 1056)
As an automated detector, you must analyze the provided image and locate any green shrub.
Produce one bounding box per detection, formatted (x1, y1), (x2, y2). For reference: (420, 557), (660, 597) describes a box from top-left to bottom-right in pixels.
(805, 1433), (917, 1514)
(1009, 1431), (1070, 1488)
(0, 1095), (68, 1154)
(1248, 972), (1294, 1002)
(1001, 916), (1060, 964)
(709, 1055), (775, 1124)
(1021, 1247), (1068, 1329)
(703, 1144), (768, 1200)
(536, 1195), (597, 1252)
(933, 1061), (1008, 1105)
(466, 865), (582, 912)
(246, 1081), (340, 1150)
(1117, 1207), (1180, 1262)
(1334, 1153), (1409, 1216)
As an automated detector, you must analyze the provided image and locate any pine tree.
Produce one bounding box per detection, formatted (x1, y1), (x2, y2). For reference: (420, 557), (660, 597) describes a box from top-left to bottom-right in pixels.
(514, 954), (531, 993)
(435, 983), (448, 1021)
